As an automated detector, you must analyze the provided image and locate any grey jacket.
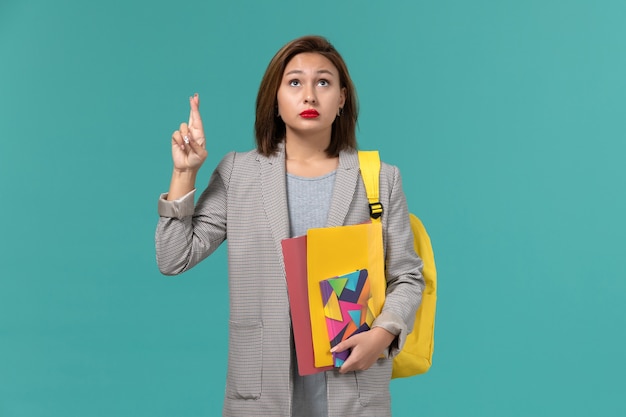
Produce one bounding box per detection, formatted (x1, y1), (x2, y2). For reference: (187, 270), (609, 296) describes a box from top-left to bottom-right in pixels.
(155, 145), (424, 417)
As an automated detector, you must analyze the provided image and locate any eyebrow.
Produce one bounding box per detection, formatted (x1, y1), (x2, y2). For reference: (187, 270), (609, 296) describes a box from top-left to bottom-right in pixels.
(284, 69), (336, 77)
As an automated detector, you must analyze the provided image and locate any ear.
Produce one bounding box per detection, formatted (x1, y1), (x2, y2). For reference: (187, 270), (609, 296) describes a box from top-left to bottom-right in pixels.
(339, 87), (346, 108)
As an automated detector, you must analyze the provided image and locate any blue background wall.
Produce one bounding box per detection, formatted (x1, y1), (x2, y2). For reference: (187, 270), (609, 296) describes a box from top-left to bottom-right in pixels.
(1, 0), (625, 415)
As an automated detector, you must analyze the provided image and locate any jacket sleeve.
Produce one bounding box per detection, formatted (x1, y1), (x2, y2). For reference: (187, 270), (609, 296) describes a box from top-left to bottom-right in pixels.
(371, 164), (425, 356)
(155, 152), (235, 275)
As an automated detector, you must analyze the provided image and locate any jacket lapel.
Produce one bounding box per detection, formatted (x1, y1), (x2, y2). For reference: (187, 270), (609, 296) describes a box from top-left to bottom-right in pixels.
(258, 145), (291, 270)
(326, 150), (360, 227)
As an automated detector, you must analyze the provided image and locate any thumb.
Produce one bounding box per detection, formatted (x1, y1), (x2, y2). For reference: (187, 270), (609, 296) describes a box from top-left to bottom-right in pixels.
(186, 131), (206, 154)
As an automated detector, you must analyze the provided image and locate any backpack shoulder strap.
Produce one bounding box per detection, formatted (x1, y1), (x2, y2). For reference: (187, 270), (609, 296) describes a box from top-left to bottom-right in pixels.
(358, 150), (383, 222)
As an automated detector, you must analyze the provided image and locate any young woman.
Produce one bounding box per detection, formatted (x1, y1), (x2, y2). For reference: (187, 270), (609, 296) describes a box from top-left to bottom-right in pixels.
(156, 35), (424, 417)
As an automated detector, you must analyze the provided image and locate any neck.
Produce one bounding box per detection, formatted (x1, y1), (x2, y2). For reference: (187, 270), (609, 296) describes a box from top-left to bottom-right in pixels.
(284, 132), (339, 177)
(284, 129), (332, 161)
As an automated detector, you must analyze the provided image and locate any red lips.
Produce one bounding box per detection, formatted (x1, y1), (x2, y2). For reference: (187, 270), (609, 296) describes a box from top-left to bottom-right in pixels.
(300, 109), (320, 118)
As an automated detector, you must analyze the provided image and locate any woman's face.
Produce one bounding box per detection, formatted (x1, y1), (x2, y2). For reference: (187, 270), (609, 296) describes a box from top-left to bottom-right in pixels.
(276, 52), (346, 140)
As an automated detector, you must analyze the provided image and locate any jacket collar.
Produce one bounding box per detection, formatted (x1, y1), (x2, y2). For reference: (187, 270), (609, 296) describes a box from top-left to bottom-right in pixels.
(326, 148), (360, 227)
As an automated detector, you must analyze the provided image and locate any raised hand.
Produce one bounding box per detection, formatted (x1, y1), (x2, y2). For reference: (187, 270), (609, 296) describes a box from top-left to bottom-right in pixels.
(171, 93), (207, 172)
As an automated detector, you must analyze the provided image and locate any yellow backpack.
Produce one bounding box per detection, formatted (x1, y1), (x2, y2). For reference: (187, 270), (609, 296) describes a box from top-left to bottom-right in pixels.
(358, 151), (437, 378)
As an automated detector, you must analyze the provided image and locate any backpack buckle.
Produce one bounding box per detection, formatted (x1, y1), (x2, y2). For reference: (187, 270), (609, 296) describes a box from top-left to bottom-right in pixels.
(369, 202), (383, 219)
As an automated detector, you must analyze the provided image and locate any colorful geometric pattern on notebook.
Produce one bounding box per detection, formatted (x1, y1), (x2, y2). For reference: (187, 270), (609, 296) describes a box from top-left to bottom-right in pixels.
(319, 269), (374, 367)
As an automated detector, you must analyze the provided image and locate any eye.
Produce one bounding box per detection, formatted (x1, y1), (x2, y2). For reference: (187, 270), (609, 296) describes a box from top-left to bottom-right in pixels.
(318, 79), (329, 87)
(289, 79), (301, 87)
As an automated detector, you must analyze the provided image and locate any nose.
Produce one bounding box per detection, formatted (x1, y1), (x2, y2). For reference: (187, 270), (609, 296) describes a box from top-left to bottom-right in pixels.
(304, 85), (317, 104)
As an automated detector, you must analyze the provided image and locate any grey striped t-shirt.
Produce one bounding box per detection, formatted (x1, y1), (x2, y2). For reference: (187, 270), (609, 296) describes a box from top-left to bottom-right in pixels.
(287, 171), (336, 238)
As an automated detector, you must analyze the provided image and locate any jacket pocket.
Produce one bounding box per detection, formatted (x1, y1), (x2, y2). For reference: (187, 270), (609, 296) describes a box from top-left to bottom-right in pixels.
(226, 320), (263, 400)
(354, 359), (392, 407)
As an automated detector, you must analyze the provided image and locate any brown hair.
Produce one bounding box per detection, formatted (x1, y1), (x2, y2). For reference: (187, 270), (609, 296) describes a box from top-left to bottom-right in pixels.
(255, 35), (358, 156)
